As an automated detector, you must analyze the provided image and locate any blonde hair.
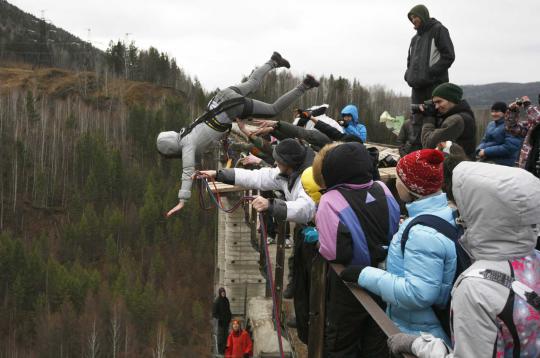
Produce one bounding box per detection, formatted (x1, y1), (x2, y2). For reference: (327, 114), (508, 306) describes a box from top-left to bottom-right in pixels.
(312, 142), (342, 188)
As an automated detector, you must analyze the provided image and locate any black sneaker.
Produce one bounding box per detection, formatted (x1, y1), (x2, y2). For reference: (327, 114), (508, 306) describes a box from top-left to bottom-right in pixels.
(303, 74), (320, 89)
(283, 284), (294, 299)
(271, 51), (290, 69)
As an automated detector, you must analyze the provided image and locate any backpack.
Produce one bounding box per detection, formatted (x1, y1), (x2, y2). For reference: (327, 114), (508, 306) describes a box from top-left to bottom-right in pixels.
(461, 253), (540, 356)
(401, 214), (471, 337)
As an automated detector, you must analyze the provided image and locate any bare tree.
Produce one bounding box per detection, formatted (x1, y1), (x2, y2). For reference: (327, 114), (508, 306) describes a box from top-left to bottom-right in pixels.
(152, 322), (168, 358)
(110, 304), (121, 358)
(87, 319), (99, 358)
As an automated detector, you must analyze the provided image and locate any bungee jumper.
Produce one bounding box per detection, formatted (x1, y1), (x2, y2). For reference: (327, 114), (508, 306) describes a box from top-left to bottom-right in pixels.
(156, 51), (320, 217)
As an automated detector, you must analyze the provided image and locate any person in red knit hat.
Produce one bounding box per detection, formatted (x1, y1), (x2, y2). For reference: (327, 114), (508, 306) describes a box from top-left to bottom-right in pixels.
(225, 320), (253, 358)
(340, 149), (458, 345)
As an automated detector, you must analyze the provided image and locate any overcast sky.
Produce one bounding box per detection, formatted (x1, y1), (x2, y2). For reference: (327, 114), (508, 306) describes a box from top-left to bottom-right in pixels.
(10, 0), (540, 95)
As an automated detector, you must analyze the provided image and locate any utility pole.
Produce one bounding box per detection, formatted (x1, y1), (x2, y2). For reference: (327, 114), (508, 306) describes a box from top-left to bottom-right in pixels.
(124, 33), (131, 80)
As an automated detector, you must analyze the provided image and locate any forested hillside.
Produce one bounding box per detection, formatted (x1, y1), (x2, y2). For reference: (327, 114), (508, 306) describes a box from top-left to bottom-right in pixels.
(0, 65), (217, 356)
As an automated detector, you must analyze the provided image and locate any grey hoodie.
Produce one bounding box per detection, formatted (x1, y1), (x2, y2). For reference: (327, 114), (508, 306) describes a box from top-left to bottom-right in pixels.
(411, 162), (540, 357)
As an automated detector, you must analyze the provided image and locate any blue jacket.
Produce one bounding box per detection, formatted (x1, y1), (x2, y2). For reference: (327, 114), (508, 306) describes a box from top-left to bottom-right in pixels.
(476, 118), (523, 166)
(358, 193), (457, 344)
(341, 105), (367, 142)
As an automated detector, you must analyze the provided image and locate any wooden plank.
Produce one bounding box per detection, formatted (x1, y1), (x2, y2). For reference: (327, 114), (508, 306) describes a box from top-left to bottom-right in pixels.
(379, 167), (397, 181)
(208, 181), (247, 193)
(308, 255), (327, 358)
(274, 220), (286, 321)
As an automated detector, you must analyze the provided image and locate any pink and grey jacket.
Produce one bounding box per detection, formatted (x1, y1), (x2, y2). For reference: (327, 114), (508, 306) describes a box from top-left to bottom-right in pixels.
(316, 180), (400, 266)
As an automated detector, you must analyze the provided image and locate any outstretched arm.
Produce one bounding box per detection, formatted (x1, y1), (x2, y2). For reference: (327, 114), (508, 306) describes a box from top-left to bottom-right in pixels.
(166, 141), (197, 217)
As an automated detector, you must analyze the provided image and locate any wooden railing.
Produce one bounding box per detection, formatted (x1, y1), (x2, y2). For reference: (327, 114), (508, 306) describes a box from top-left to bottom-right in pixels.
(307, 258), (415, 358)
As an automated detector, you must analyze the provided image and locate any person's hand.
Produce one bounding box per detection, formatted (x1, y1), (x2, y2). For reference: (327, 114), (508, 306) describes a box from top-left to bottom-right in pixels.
(253, 119), (278, 128)
(309, 115), (318, 124)
(251, 196), (270, 212)
(236, 118), (247, 130)
(478, 149), (485, 158)
(193, 170), (217, 179)
(339, 265), (366, 283)
(166, 200), (185, 218)
(241, 153), (262, 166)
(387, 333), (418, 356)
(253, 126), (274, 136)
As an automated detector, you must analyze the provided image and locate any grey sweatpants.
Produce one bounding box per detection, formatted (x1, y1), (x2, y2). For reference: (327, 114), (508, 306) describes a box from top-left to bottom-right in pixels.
(212, 61), (309, 122)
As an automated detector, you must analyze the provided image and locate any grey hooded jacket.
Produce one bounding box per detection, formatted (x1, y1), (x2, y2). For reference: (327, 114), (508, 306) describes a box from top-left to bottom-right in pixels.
(411, 162), (540, 357)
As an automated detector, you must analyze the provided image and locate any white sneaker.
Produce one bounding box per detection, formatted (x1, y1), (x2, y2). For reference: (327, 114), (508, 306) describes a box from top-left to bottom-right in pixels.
(285, 238), (292, 248)
(267, 237), (275, 245)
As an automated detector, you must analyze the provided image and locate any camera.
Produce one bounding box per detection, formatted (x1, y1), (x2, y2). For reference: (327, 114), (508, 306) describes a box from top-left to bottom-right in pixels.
(515, 97), (523, 106)
(411, 100), (437, 116)
(295, 106), (328, 127)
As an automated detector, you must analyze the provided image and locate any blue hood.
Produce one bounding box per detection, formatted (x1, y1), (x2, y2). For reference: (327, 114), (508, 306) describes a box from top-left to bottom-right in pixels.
(341, 104), (359, 124)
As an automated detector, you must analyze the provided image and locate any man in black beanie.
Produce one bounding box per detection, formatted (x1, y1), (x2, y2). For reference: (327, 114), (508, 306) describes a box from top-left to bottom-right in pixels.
(405, 4), (455, 104)
(198, 138), (316, 224)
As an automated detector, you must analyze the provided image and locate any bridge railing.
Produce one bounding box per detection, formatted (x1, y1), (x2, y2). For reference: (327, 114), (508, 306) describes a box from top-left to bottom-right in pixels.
(307, 256), (415, 358)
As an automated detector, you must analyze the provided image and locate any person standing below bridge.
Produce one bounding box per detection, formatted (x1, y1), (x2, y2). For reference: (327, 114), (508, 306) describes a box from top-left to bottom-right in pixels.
(225, 320), (253, 358)
(405, 4), (455, 104)
(157, 52), (320, 217)
(213, 287), (232, 355)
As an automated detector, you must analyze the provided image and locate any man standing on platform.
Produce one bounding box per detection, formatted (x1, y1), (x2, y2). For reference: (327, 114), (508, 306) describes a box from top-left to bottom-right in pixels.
(405, 4), (455, 105)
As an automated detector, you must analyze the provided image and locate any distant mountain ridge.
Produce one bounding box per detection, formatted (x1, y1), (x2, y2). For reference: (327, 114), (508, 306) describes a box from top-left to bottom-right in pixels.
(461, 82), (540, 108)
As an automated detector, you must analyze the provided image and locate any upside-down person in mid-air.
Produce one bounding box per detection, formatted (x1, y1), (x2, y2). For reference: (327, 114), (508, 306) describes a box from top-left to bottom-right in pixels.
(156, 52), (320, 217)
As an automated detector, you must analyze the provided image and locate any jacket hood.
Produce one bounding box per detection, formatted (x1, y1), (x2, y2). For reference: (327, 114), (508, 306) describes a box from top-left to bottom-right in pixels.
(157, 131), (181, 156)
(452, 161), (540, 260)
(341, 104), (359, 124)
(408, 4), (430, 24)
(322, 142), (373, 187)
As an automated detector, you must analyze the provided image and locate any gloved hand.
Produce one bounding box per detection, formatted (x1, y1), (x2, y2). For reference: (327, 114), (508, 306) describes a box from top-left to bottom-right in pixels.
(387, 333), (417, 357)
(302, 227), (319, 244)
(339, 265), (366, 283)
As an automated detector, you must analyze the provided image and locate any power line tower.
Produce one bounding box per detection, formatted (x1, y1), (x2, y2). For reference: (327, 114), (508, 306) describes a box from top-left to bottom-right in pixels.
(36, 10), (51, 67)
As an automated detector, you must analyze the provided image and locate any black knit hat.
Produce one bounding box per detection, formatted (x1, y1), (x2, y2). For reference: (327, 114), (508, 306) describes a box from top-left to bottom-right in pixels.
(432, 82), (463, 104)
(322, 142), (373, 188)
(491, 101), (508, 113)
(273, 139), (307, 170)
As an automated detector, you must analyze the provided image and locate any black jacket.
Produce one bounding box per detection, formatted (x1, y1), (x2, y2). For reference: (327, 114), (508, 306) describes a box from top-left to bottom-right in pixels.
(422, 100), (477, 158)
(405, 18), (455, 89)
(212, 296), (232, 327)
(397, 117), (423, 157)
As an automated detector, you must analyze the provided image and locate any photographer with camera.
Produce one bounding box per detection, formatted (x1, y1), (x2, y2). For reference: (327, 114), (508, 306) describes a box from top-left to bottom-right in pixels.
(419, 83), (477, 158)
